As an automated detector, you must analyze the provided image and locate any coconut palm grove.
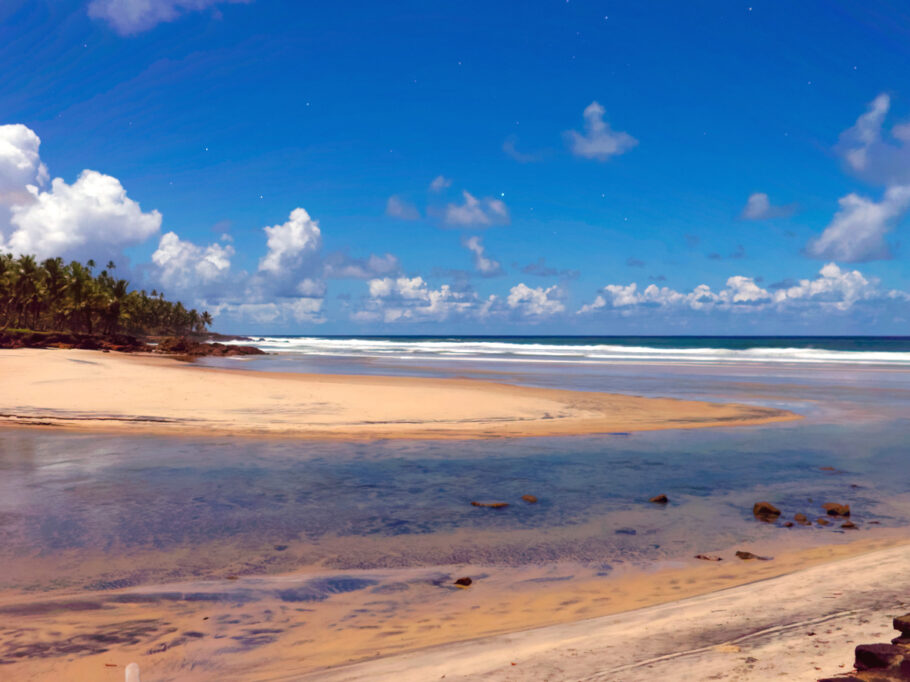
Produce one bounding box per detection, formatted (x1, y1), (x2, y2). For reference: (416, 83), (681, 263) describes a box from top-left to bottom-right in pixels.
(0, 252), (211, 337)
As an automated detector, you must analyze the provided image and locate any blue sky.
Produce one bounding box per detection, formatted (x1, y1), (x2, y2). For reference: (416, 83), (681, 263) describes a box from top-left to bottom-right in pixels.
(2, 0), (910, 334)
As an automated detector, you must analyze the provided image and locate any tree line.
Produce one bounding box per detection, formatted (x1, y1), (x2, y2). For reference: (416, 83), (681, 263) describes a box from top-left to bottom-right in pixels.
(0, 253), (212, 337)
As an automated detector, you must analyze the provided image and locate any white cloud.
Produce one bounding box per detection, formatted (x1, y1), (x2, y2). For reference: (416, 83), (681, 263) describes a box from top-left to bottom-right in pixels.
(507, 283), (565, 318)
(211, 298), (324, 325)
(429, 175), (452, 193)
(463, 235), (502, 276)
(837, 93), (910, 185)
(578, 264), (903, 316)
(444, 191), (509, 227)
(502, 135), (542, 163)
(151, 231), (233, 293)
(88, 0), (251, 35)
(807, 185), (910, 262)
(385, 195), (420, 220)
(0, 124), (48, 209)
(0, 124), (161, 262)
(566, 101), (637, 161)
(360, 276), (478, 322)
(258, 207), (322, 275)
(6, 170), (161, 261)
(741, 192), (792, 220)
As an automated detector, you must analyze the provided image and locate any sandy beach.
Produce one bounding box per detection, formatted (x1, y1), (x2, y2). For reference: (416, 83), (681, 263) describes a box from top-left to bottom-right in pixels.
(0, 348), (799, 439)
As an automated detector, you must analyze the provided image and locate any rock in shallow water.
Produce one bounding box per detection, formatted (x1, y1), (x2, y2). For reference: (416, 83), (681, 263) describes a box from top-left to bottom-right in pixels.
(649, 494), (669, 504)
(521, 494), (538, 504)
(753, 501), (782, 522)
(470, 501), (509, 509)
(823, 502), (851, 517)
(454, 577), (472, 587)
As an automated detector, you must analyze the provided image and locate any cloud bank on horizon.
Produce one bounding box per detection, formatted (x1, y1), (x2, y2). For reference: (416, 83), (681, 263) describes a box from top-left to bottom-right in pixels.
(3, 2), (910, 333)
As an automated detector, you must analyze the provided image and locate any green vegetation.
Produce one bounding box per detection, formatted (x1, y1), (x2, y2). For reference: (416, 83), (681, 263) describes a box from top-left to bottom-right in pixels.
(0, 253), (211, 336)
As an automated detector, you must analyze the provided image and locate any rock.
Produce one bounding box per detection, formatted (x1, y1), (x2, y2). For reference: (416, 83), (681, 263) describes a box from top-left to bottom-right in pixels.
(735, 550), (771, 561)
(649, 494), (669, 504)
(894, 614), (910, 635)
(817, 517), (831, 526)
(819, 466), (837, 471)
(694, 554), (722, 561)
(753, 501), (782, 522)
(615, 528), (637, 535)
(822, 502), (851, 517)
(854, 643), (905, 670)
(471, 501), (509, 509)
(521, 495), (538, 504)
(783, 521), (794, 527)
(841, 521), (858, 530)
(454, 577), (472, 587)
(795, 513), (812, 526)
(816, 677), (863, 682)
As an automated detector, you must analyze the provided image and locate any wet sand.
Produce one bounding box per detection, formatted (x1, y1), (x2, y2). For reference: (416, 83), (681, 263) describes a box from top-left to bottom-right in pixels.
(1, 533), (906, 681)
(0, 349), (799, 439)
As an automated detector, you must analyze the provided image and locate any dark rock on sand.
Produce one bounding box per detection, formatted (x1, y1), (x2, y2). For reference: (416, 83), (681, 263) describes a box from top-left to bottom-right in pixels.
(753, 501), (782, 522)
(521, 495), (538, 504)
(649, 494), (669, 504)
(822, 502), (851, 517)
(454, 577), (472, 587)
(471, 501), (509, 509)
(795, 513), (812, 526)
(694, 554), (722, 561)
(895, 614), (910, 635)
(154, 336), (265, 358)
(854, 643), (905, 670)
(735, 550), (771, 561)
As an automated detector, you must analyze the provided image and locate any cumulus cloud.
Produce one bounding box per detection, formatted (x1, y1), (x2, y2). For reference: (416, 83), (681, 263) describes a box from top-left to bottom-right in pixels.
(507, 283), (565, 318)
(566, 101), (637, 161)
(6, 171), (161, 262)
(741, 192), (793, 220)
(807, 185), (910, 262)
(357, 276), (482, 323)
(0, 124), (48, 209)
(151, 231), (234, 293)
(429, 175), (452, 193)
(444, 191), (509, 227)
(258, 207), (322, 276)
(463, 235), (502, 276)
(385, 195), (420, 220)
(88, 0), (251, 35)
(211, 298), (324, 325)
(578, 264), (902, 316)
(0, 124), (161, 262)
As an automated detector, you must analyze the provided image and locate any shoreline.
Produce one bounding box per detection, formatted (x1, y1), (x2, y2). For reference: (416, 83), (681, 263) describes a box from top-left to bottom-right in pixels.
(1, 533), (905, 680)
(302, 538), (910, 682)
(0, 348), (801, 440)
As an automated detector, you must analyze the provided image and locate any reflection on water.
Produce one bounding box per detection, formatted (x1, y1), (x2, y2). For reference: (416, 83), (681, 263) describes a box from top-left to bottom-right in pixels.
(1, 358), (909, 678)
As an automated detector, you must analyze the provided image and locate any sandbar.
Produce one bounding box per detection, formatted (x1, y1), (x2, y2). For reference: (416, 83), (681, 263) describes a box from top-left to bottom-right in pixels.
(0, 348), (799, 439)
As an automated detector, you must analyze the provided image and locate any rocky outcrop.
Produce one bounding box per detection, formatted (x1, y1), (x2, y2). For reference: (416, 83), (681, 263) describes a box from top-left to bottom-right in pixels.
(818, 612), (910, 681)
(153, 337), (265, 358)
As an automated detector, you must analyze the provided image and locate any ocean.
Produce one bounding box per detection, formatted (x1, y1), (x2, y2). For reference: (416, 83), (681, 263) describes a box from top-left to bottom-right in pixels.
(223, 335), (910, 367)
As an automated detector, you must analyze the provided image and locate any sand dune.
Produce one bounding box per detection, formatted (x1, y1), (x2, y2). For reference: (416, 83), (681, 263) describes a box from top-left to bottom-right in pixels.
(0, 348), (799, 439)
